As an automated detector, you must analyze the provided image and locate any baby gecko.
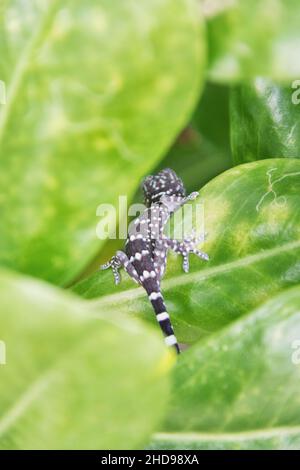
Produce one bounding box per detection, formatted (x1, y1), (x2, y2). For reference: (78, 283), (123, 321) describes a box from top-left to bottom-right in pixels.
(101, 168), (209, 354)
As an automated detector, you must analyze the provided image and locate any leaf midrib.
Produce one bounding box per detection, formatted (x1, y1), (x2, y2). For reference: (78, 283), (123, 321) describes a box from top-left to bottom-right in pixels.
(153, 426), (300, 443)
(89, 239), (300, 308)
(0, 371), (55, 438)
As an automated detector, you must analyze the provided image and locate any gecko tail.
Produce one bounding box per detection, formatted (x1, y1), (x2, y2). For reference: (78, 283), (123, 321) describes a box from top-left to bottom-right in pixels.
(143, 280), (180, 354)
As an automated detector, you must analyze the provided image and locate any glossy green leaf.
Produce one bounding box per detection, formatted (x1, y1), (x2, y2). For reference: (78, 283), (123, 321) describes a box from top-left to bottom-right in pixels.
(154, 285), (300, 450)
(73, 159), (300, 344)
(0, 270), (170, 449)
(231, 78), (300, 164)
(201, 0), (300, 82)
(0, 0), (205, 285)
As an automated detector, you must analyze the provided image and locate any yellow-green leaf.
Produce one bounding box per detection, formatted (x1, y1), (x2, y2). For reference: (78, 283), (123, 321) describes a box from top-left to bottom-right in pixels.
(0, 0), (205, 285)
(0, 270), (170, 449)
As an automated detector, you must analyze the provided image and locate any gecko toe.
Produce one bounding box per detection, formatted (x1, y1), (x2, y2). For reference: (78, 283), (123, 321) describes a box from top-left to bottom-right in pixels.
(100, 262), (111, 270)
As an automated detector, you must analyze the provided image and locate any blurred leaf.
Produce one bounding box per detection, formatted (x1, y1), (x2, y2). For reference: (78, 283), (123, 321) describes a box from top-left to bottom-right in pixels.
(192, 82), (230, 152)
(231, 78), (300, 164)
(0, 270), (170, 450)
(0, 0), (205, 285)
(155, 285), (300, 450)
(73, 159), (300, 344)
(201, 0), (300, 82)
(157, 83), (232, 192)
(159, 130), (231, 193)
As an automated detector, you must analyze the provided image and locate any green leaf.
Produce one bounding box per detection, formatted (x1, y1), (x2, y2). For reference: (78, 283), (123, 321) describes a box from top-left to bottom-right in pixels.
(155, 285), (300, 450)
(73, 159), (300, 344)
(231, 78), (300, 164)
(0, 270), (171, 449)
(201, 0), (300, 82)
(0, 0), (205, 285)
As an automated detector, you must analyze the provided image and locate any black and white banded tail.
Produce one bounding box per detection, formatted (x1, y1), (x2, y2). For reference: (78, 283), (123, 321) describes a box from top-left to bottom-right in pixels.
(143, 279), (180, 354)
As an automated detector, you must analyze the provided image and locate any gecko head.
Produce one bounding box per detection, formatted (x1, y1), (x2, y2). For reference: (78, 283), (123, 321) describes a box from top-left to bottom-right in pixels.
(142, 168), (186, 207)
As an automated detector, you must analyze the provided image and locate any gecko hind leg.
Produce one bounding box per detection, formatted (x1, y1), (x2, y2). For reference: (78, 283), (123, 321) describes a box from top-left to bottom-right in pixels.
(100, 251), (140, 285)
(100, 254), (122, 285)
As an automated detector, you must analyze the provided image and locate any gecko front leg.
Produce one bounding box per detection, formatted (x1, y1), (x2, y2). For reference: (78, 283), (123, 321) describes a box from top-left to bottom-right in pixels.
(100, 250), (140, 285)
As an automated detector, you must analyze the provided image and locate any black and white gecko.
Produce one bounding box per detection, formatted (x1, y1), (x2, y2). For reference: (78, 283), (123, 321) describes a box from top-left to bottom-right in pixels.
(101, 168), (209, 354)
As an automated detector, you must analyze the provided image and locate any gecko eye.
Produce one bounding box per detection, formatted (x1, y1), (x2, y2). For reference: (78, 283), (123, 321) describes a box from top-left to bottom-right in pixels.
(142, 168), (186, 207)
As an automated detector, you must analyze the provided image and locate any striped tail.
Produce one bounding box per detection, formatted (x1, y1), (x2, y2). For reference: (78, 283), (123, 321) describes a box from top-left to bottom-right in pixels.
(143, 279), (180, 354)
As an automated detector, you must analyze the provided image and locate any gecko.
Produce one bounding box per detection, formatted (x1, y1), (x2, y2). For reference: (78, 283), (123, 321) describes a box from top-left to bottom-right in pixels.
(101, 168), (209, 354)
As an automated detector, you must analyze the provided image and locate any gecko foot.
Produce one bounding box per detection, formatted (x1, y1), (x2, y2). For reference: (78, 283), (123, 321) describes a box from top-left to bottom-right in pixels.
(100, 255), (122, 285)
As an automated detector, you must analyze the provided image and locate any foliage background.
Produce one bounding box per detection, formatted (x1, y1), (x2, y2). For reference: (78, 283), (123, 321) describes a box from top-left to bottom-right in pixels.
(0, 0), (300, 450)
